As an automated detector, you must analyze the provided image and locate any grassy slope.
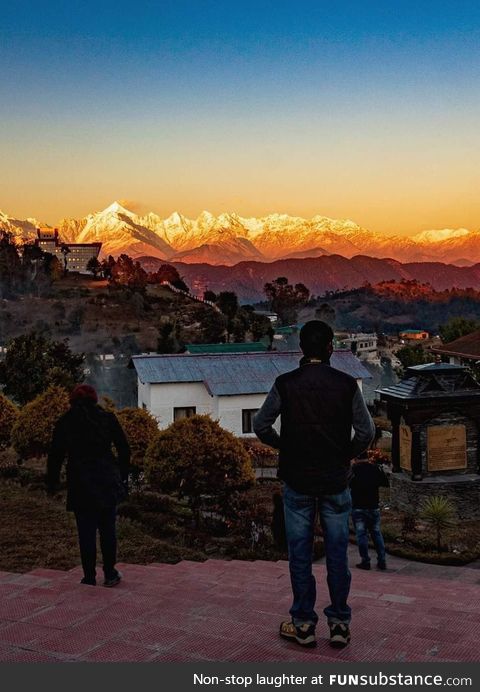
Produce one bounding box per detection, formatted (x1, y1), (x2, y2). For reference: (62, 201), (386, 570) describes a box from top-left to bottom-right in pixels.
(0, 480), (205, 573)
(0, 275), (215, 354)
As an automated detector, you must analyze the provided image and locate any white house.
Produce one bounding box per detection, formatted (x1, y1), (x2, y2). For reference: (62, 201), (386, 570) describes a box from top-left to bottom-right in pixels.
(130, 350), (371, 437)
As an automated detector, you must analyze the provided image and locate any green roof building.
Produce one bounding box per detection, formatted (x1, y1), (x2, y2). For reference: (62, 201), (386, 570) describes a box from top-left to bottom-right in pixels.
(185, 342), (268, 355)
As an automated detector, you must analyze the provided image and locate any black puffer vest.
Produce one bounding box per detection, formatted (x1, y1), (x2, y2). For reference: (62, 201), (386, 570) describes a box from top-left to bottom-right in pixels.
(275, 359), (357, 496)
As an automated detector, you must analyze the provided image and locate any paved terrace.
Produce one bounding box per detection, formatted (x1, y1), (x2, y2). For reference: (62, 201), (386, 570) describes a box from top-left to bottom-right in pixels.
(0, 547), (479, 662)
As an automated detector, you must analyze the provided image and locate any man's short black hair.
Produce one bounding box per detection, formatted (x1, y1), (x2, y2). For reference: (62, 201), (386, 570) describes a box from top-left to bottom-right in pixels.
(299, 320), (334, 359)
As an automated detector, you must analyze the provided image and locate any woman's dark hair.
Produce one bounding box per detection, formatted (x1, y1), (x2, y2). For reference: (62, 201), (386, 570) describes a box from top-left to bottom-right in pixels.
(70, 384), (98, 405)
(70, 384), (112, 447)
(299, 320), (334, 359)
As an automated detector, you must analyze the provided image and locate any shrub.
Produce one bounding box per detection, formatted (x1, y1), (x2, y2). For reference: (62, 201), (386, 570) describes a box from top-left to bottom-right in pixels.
(99, 395), (117, 412)
(145, 415), (255, 523)
(241, 438), (278, 468)
(0, 447), (19, 477)
(400, 512), (418, 541)
(11, 386), (70, 459)
(420, 495), (456, 552)
(116, 407), (159, 470)
(0, 393), (19, 448)
(133, 490), (177, 513)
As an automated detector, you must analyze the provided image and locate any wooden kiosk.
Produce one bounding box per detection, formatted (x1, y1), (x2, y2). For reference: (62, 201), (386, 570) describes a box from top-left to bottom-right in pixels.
(377, 360), (480, 519)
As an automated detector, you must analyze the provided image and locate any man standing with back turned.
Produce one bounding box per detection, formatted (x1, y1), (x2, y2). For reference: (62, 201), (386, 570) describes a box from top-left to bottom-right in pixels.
(253, 320), (374, 649)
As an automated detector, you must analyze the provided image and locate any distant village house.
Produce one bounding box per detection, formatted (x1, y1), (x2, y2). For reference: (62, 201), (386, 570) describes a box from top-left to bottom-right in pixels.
(338, 333), (378, 359)
(253, 310), (279, 324)
(431, 330), (480, 367)
(399, 329), (429, 341)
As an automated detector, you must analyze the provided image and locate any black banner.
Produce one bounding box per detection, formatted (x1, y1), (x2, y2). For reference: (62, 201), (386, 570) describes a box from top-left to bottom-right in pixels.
(1, 663), (478, 692)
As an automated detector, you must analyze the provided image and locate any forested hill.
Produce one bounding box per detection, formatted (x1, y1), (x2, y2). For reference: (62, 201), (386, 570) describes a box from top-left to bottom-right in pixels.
(138, 254), (480, 303)
(309, 281), (480, 334)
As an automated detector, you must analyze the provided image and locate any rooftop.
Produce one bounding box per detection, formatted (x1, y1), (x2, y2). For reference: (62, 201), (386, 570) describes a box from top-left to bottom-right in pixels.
(408, 362), (463, 373)
(130, 350), (371, 396)
(400, 329), (428, 333)
(185, 343), (267, 355)
(377, 361), (480, 401)
(431, 330), (480, 361)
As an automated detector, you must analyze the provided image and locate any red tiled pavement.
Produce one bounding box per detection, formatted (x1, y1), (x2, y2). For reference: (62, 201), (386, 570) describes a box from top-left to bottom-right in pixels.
(0, 547), (479, 662)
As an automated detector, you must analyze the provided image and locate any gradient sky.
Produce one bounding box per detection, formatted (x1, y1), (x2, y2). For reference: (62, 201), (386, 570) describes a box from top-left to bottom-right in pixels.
(1, 0), (480, 235)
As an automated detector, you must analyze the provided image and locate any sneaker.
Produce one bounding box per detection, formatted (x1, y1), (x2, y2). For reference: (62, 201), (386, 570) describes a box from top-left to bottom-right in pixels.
(356, 561), (371, 570)
(329, 623), (351, 648)
(80, 577), (96, 586)
(279, 620), (316, 647)
(103, 570), (121, 588)
(377, 561), (387, 571)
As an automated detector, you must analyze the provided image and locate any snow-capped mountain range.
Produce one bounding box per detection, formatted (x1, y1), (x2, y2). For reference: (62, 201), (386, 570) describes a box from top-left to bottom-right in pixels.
(1, 201), (480, 266)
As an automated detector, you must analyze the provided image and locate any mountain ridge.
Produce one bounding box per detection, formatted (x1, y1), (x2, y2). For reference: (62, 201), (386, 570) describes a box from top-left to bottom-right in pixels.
(1, 201), (480, 267)
(136, 254), (480, 302)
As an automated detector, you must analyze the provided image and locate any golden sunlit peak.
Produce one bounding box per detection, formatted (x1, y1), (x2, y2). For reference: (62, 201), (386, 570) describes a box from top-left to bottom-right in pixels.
(102, 201), (132, 215)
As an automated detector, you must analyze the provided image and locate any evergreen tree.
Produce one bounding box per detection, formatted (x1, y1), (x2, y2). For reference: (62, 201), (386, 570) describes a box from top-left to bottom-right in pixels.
(86, 256), (102, 278)
(396, 344), (430, 372)
(148, 264), (189, 291)
(0, 231), (23, 296)
(439, 317), (479, 344)
(264, 277), (310, 325)
(0, 332), (85, 405)
(217, 291), (239, 341)
(157, 321), (178, 353)
(110, 254), (147, 290)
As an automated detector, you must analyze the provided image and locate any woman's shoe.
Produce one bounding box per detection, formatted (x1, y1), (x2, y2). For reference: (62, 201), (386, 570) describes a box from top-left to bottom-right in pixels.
(103, 570), (121, 587)
(80, 577), (96, 586)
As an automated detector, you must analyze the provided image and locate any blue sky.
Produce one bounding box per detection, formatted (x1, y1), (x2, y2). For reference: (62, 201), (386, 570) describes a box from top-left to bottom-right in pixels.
(1, 1), (480, 233)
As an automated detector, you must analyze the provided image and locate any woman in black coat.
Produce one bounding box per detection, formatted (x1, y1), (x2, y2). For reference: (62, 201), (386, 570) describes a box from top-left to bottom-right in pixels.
(47, 385), (130, 587)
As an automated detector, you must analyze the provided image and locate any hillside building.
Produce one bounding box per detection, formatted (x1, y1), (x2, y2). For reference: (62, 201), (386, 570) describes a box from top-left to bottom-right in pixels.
(130, 350), (371, 437)
(431, 330), (480, 367)
(399, 329), (429, 341)
(36, 227), (101, 273)
(185, 343), (268, 354)
(338, 333), (378, 359)
(253, 310), (279, 324)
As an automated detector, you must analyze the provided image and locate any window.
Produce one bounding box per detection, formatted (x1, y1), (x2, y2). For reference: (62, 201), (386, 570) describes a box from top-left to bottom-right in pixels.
(174, 406), (196, 421)
(242, 409), (259, 434)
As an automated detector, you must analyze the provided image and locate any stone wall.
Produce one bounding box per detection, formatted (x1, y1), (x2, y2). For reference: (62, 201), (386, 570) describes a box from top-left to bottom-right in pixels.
(390, 472), (480, 520)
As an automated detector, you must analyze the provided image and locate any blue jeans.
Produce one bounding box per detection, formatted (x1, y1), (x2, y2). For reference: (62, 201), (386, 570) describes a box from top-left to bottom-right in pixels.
(352, 508), (386, 565)
(283, 483), (352, 627)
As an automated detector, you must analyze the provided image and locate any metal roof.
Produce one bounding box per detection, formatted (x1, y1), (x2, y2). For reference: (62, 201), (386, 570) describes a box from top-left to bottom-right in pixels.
(130, 350), (371, 396)
(407, 362), (462, 373)
(431, 330), (480, 361)
(377, 362), (480, 401)
(185, 342), (267, 354)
